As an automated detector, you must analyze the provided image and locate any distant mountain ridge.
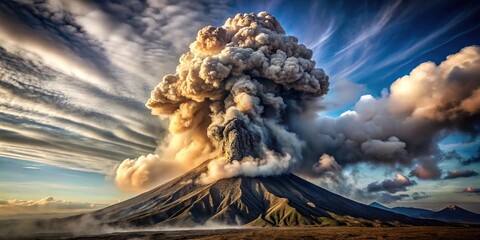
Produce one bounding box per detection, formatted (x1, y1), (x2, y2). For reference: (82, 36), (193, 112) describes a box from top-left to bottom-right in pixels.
(369, 202), (480, 223)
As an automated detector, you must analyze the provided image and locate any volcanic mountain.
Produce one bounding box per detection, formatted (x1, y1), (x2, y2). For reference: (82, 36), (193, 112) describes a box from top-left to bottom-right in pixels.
(431, 205), (480, 223)
(85, 12), (441, 229)
(86, 161), (440, 227)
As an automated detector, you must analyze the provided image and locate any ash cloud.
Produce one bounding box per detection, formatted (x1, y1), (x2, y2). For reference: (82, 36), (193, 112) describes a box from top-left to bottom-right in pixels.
(367, 174), (416, 193)
(115, 11), (480, 192)
(443, 170), (479, 179)
(116, 12), (329, 190)
(292, 45), (480, 179)
(114, 154), (189, 192)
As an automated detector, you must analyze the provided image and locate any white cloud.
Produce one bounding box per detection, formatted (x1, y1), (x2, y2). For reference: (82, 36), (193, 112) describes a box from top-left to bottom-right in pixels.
(293, 46), (480, 179)
(0, 196), (108, 217)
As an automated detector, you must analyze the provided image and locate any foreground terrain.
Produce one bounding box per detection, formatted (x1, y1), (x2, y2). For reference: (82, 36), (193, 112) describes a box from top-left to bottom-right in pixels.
(8, 227), (480, 240)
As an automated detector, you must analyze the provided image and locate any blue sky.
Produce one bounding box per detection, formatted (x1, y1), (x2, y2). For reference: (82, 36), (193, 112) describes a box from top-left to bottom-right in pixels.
(0, 0), (479, 214)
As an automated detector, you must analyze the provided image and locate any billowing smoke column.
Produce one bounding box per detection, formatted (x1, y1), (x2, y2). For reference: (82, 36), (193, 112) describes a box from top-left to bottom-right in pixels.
(143, 12), (328, 183)
(115, 11), (480, 193)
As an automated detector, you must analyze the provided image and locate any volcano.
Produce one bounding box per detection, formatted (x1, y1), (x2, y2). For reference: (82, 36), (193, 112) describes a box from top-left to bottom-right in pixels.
(87, 161), (439, 227)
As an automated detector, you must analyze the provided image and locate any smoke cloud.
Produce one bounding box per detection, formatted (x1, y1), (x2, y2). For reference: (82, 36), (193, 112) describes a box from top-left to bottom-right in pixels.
(114, 154), (189, 192)
(292, 45), (480, 179)
(115, 11), (479, 192)
(115, 12), (329, 191)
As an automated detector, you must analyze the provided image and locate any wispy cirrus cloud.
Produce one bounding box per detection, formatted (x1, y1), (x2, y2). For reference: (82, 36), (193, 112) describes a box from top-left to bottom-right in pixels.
(0, 0), (231, 174)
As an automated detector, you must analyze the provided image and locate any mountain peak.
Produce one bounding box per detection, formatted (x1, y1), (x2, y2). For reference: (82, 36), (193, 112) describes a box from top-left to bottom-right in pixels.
(442, 204), (466, 212)
(432, 204), (480, 222)
(448, 204), (457, 210)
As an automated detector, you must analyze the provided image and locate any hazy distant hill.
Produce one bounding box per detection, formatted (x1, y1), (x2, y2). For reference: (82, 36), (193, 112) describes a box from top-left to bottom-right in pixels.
(369, 202), (480, 223)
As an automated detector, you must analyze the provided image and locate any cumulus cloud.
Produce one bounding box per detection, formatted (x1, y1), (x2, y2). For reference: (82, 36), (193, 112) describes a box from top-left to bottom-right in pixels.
(443, 170), (479, 179)
(367, 173), (416, 193)
(291, 45), (480, 179)
(116, 11), (329, 190)
(360, 137), (408, 163)
(409, 158), (442, 179)
(0, 196), (107, 218)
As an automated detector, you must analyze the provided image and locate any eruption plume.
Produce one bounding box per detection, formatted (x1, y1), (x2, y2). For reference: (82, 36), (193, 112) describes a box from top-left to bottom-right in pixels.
(115, 12), (329, 191)
(115, 11), (480, 193)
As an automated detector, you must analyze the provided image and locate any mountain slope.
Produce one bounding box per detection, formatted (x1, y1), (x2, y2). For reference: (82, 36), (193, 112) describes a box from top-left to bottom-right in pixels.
(369, 202), (391, 211)
(84, 161), (441, 227)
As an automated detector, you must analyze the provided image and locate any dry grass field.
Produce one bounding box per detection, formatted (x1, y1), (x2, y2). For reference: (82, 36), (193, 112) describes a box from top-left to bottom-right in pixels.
(12, 226), (479, 240)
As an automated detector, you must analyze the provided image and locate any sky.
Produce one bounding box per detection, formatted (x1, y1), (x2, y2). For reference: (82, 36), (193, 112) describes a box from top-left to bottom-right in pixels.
(0, 0), (479, 216)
